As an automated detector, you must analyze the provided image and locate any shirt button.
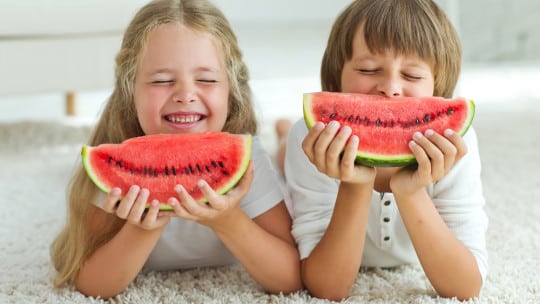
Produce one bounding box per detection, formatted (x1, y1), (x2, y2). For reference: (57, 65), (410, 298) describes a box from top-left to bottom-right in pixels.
(383, 217), (390, 223)
(384, 200), (391, 206)
(384, 236), (390, 241)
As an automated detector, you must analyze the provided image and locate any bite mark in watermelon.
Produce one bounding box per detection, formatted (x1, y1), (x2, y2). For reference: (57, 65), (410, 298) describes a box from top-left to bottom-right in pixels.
(303, 92), (475, 167)
(82, 132), (252, 210)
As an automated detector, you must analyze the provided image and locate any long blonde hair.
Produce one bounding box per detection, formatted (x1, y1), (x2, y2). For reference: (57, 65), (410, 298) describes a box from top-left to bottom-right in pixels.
(50, 0), (256, 287)
(321, 0), (462, 98)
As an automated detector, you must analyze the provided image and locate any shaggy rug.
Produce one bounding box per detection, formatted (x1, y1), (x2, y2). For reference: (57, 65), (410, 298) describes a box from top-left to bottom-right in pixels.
(0, 102), (539, 303)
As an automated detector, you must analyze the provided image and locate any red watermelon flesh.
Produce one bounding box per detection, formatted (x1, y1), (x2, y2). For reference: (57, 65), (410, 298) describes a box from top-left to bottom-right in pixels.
(303, 92), (475, 167)
(82, 132), (252, 210)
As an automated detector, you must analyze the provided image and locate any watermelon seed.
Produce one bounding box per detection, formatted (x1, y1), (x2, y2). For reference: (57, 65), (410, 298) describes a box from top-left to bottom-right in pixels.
(222, 170), (229, 176)
(447, 107), (455, 115)
(415, 118), (421, 125)
(196, 164), (202, 173)
(211, 161), (218, 168)
(348, 115), (354, 122)
(375, 119), (382, 127)
(116, 161), (123, 167)
(108, 156), (113, 164)
(189, 165), (195, 174)
(355, 116), (361, 124)
(165, 166), (169, 176)
(205, 166), (211, 173)
(330, 113), (337, 119)
(183, 167), (190, 175)
(363, 117), (369, 126)
(171, 167), (177, 176)
(424, 114), (431, 123)
(218, 161), (225, 168)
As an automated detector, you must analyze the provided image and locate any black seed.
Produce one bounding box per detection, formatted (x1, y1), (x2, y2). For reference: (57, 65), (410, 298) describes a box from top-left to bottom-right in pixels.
(196, 164), (202, 173)
(154, 169), (158, 177)
(447, 107), (455, 115)
(183, 167), (190, 175)
(165, 166), (169, 176)
(189, 165), (194, 174)
(348, 115), (354, 122)
(143, 167), (148, 175)
(218, 161), (225, 168)
(108, 156), (113, 163)
(330, 113), (337, 119)
(424, 114), (431, 122)
(375, 119), (382, 127)
(211, 161), (218, 168)
(116, 161), (123, 167)
(355, 116), (361, 124)
(222, 170), (229, 176)
(172, 167), (177, 176)
(363, 117), (369, 126)
(205, 165), (211, 173)
(415, 118), (421, 125)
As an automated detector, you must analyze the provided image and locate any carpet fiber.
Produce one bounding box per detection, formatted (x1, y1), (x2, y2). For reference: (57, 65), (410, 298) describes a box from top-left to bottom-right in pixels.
(1, 103), (539, 303)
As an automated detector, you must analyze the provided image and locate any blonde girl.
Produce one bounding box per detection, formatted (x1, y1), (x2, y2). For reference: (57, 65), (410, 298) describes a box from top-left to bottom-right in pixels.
(51, 0), (301, 298)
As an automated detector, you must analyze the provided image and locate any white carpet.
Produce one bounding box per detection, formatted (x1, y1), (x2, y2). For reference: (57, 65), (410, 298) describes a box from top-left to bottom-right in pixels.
(1, 102), (539, 303)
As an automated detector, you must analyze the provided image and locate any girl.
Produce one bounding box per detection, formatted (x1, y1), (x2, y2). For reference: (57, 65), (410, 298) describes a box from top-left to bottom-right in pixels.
(50, 0), (302, 299)
(283, 0), (488, 301)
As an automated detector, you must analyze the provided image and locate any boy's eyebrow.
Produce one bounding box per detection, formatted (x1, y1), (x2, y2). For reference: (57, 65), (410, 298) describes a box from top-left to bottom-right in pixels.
(144, 66), (222, 75)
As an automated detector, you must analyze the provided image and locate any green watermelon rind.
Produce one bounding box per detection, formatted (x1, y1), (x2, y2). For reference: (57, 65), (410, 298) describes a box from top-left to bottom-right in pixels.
(303, 93), (475, 167)
(81, 135), (252, 211)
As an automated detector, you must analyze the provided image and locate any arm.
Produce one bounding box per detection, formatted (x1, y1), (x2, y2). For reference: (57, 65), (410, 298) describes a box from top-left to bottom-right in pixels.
(390, 128), (486, 300)
(75, 187), (170, 299)
(169, 162), (302, 294)
(286, 121), (376, 301)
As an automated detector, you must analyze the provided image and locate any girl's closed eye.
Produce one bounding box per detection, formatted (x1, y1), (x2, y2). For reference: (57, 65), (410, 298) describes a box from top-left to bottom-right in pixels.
(197, 79), (218, 83)
(402, 73), (423, 80)
(151, 79), (174, 85)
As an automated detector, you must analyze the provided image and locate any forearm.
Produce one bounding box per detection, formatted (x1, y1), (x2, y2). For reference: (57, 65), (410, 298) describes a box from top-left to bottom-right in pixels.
(212, 208), (302, 294)
(302, 182), (372, 301)
(395, 190), (482, 300)
(75, 223), (164, 299)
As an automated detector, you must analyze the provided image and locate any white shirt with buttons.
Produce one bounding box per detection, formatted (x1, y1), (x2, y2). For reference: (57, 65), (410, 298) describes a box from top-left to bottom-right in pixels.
(284, 119), (488, 282)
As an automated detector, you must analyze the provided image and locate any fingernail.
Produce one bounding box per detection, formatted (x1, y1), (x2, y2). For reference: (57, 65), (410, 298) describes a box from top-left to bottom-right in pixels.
(329, 121), (340, 128)
(425, 129), (434, 137)
(444, 129), (454, 137)
(197, 180), (206, 188)
(409, 140), (416, 148)
(130, 185), (140, 192)
(111, 188), (121, 196)
(413, 132), (423, 140)
(174, 185), (183, 193)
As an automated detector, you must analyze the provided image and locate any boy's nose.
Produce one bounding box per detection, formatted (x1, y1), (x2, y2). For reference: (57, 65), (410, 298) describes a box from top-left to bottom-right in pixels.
(377, 79), (402, 97)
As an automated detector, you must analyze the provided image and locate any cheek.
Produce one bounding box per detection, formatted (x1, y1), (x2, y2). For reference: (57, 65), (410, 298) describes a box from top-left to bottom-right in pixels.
(341, 70), (372, 94)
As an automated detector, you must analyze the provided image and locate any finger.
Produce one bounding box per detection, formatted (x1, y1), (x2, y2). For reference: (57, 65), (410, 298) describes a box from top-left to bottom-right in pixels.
(197, 179), (226, 210)
(102, 187), (122, 213)
(425, 129), (457, 175)
(127, 188), (150, 225)
(168, 197), (190, 219)
(174, 184), (207, 218)
(340, 134), (359, 179)
(409, 140), (431, 178)
(313, 121), (340, 172)
(116, 185), (140, 218)
(140, 199), (160, 228)
(326, 125), (352, 176)
(444, 129), (468, 161)
(302, 122), (325, 162)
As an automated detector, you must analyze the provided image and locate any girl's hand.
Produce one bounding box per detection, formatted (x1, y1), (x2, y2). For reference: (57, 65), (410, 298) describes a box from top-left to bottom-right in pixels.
(390, 129), (468, 196)
(102, 185), (171, 230)
(302, 121), (376, 184)
(167, 162), (254, 229)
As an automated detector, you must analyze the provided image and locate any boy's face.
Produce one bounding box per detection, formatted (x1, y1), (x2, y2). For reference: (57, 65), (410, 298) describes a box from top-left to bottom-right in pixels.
(341, 26), (435, 98)
(133, 23), (230, 135)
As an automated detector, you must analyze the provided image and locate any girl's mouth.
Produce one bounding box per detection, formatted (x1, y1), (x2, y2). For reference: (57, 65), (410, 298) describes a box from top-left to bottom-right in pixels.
(164, 114), (204, 124)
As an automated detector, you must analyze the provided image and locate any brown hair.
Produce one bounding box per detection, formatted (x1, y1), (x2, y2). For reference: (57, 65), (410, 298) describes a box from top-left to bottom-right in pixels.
(50, 0), (256, 287)
(321, 0), (462, 98)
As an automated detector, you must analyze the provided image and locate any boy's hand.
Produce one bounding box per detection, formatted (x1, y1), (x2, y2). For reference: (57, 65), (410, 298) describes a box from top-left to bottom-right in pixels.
(390, 129), (468, 196)
(167, 162), (254, 229)
(102, 185), (170, 230)
(302, 121), (376, 184)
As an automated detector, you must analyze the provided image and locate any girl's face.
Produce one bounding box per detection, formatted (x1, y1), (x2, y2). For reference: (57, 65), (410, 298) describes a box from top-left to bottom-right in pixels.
(134, 23), (229, 135)
(341, 26), (435, 97)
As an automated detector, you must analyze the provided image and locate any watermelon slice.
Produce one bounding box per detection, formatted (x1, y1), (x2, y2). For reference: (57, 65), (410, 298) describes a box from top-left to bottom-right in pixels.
(82, 132), (252, 210)
(303, 92), (475, 167)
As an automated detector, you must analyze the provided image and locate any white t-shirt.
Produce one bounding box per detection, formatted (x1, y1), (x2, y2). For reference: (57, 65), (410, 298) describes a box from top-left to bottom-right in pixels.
(285, 119), (489, 282)
(144, 136), (285, 270)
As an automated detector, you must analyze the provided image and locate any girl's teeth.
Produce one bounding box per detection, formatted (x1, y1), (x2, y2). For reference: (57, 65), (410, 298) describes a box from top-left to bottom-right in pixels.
(169, 115), (199, 123)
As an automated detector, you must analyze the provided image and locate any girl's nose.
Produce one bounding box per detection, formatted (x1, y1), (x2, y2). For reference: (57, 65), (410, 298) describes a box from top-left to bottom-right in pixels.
(172, 85), (196, 103)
